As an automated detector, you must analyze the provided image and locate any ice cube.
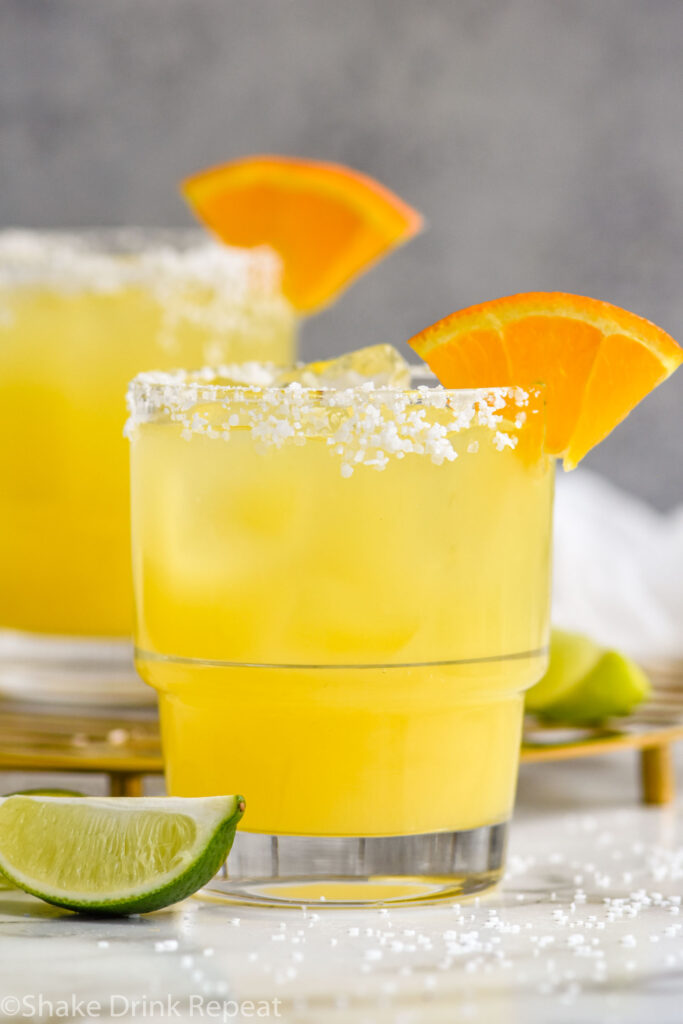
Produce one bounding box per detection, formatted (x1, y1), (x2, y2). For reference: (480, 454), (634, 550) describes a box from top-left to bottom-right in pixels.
(280, 344), (411, 389)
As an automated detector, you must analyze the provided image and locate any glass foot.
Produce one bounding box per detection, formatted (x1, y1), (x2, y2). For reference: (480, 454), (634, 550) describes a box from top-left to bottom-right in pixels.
(203, 823), (508, 907)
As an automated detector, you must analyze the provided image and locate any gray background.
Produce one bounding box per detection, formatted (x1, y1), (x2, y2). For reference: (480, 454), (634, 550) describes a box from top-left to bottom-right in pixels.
(2, 0), (681, 508)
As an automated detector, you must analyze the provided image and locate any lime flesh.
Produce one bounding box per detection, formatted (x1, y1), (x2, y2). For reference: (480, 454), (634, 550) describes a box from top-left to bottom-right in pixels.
(0, 795), (244, 915)
(0, 789), (83, 886)
(526, 629), (651, 724)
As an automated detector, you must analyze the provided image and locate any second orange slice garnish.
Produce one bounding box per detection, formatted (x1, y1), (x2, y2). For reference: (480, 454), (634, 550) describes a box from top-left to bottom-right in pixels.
(408, 292), (682, 468)
(182, 156), (422, 314)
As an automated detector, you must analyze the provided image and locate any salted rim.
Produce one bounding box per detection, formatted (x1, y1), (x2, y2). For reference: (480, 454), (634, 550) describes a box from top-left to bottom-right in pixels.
(125, 363), (542, 473)
(0, 228), (287, 299)
(126, 363), (528, 407)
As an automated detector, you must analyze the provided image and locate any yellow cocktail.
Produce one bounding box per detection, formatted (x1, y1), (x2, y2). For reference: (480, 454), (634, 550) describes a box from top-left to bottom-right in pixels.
(0, 231), (295, 695)
(129, 350), (553, 903)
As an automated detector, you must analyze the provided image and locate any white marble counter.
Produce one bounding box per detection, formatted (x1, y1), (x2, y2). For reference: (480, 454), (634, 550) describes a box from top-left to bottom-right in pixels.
(2, 751), (683, 1023)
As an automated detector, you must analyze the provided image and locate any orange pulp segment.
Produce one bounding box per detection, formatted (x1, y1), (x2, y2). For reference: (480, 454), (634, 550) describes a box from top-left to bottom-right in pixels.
(407, 292), (682, 467)
(182, 156), (422, 314)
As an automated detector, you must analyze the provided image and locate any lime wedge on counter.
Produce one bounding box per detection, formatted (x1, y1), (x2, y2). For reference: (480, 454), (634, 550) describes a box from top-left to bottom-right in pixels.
(6, 787), (84, 797)
(0, 795), (244, 915)
(526, 629), (651, 724)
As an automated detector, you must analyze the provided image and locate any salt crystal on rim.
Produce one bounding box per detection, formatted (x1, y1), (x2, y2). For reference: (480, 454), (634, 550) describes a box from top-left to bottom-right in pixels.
(127, 357), (540, 476)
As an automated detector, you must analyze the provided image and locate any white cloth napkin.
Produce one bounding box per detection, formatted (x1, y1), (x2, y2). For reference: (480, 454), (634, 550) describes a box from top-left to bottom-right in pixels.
(553, 469), (683, 663)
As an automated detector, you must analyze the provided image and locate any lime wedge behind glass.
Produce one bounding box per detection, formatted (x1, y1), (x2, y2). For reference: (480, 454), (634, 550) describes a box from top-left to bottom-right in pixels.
(526, 629), (651, 723)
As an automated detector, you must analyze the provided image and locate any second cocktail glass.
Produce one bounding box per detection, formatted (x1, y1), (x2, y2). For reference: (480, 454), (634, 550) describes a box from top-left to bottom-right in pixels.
(0, 230), (296, 699)
(128, 356), (554, 905)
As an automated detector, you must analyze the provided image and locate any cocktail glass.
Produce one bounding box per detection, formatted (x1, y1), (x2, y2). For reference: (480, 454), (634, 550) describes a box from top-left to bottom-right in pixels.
(128, 364), (553, 904)
(0, 231), (296, 700)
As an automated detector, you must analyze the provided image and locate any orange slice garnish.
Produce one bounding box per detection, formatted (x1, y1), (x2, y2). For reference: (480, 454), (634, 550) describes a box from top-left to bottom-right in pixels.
(407, 292), (682, 468)
(182, 156), (422, 314)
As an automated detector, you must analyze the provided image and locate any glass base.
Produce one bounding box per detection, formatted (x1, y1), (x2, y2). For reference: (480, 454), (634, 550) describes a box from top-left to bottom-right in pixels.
(204, 823), (507, 907)
(0, 629), (154, 706)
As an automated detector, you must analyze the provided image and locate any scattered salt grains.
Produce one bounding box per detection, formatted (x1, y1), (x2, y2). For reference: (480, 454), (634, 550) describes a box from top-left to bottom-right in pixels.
(154, 835), (683, 1012)
(364, 949), (383, 962)
(154, 939), (178, 952)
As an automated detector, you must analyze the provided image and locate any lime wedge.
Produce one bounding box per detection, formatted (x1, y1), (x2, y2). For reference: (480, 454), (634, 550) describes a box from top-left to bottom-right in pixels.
(526, 629), (651, 724)
(6, 787), (84, 797)
(526, 629), (603, 713)
(0, 795), (244, 915)
(537, 650), (651, 724)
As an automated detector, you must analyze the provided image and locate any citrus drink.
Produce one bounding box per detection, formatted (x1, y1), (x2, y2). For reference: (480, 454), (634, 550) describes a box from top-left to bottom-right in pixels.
(0, 232), (296, 645)
(129, 353), (553, 899)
